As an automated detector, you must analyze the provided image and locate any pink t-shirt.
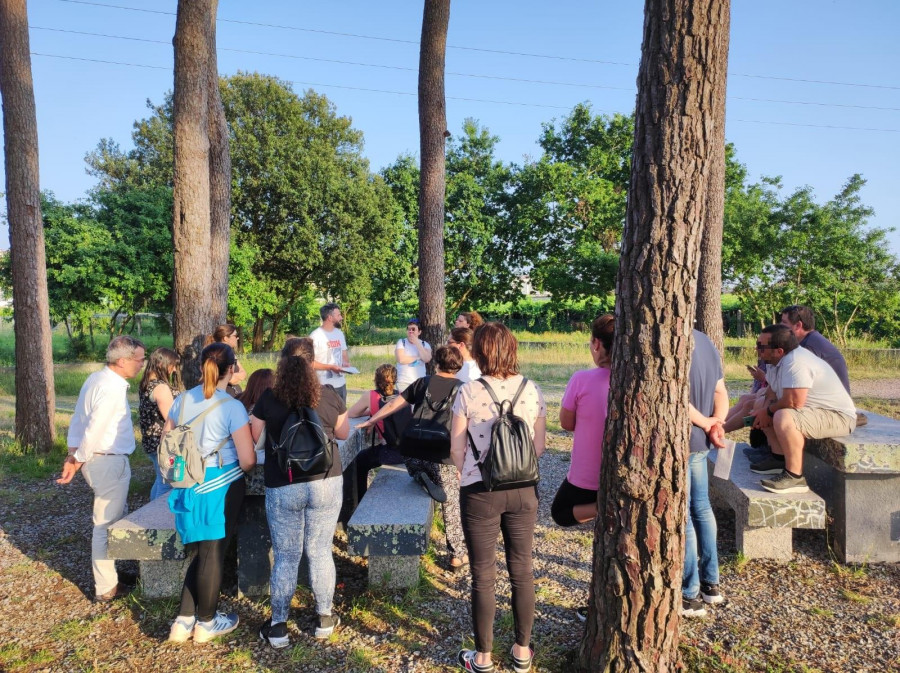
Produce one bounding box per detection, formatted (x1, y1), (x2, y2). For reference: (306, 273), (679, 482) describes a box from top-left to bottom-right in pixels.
(561, 367), (610, 491)
(452, 374), (547, 488)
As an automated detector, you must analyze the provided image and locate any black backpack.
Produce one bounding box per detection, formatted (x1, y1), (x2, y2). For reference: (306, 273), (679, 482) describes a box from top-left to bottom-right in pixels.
(373, 392), (413, 449)
(399, 376), (461, 464)
(273, 406), (333, 482)
(469, 377), (540, 492)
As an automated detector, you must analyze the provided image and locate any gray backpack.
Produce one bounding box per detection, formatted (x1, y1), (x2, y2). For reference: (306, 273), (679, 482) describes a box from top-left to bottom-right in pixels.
(158, 397), (230, 489)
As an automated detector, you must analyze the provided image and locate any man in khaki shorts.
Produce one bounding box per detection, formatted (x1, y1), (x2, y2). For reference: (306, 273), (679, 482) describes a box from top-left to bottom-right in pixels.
(748, 324), (856, 493)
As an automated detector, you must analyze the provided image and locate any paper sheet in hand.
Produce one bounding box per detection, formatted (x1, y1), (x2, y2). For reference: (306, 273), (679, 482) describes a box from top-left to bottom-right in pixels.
(340, 366), (360, 375)
(712, 440), (736, 480)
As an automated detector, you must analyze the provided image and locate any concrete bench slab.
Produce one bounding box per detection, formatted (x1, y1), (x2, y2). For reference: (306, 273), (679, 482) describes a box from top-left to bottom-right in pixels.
(709, 446), (825, 561)
(804, 410), (900, 563)
(347, 465), (434, 588)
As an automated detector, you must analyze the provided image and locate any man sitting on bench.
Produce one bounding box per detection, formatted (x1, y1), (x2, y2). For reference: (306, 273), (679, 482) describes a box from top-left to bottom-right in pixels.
(748, 324), (856, 494)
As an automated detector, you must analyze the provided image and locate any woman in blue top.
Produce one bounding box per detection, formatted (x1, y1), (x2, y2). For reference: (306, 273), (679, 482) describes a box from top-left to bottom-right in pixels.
(164, 343), (256, 644)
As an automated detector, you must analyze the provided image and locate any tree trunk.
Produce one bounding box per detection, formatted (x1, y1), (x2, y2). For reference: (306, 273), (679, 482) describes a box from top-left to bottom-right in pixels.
(251, 316), (265, 353)
(416, 0), (450, 352)
(0, 0), (57, 452)
(577, 1), (730, 671)
(207, 0), (230, 325)
(694, 9), (731, 356)
(172, 0), (214, 388)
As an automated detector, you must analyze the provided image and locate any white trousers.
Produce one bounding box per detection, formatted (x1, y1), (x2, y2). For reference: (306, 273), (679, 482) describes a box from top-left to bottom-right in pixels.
(81, 455), (131, 595)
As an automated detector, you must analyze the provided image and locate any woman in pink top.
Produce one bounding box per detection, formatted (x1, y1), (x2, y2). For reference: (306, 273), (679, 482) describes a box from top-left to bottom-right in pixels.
(550, 314), (613, 529)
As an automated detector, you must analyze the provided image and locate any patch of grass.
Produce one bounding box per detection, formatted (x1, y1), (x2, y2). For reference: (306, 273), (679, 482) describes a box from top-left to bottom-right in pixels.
(126, 586), (180, 628)
(288, 641), (316, 664)
(572, 531), (593, 549)
(224, 648), (253, 666)
(50, 614), (109, 640)
(0, 644), (57, 672)
(829, 559), (869, 579)
(721, 551), (749, 575)
(839, 588), (871, 604)
(348, 647), (376, 670)
(0, 436), (69, 481)
(807, 606), (834, 618)
(853, 398), (900, 421)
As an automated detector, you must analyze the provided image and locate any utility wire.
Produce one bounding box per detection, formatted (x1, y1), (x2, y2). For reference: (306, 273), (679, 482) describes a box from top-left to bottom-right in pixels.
(53, 0), (900, 91)
(30, 51), (900, 132)
(30, 26), (900, 111)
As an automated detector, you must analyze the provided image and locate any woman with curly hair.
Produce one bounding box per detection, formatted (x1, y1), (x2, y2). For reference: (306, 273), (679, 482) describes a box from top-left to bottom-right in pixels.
(454, 311), (484, 331)
(251, 338), (348, 648)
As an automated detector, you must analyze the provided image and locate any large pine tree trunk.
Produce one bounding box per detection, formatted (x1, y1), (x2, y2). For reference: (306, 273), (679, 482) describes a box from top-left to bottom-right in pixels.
(577, 1), (730, 671)
(416, 0), (450, 351)
(207, 0), (230, 325)
(0, 0), (57, 452)
(695, 10), (731, 356)
(172, 0), (214, 387)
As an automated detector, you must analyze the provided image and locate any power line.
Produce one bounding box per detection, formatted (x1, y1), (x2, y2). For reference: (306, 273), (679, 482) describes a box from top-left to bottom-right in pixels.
(30, 51), (900, 133)
(53, 0), (900, 91)
(30, 26), (900, 111)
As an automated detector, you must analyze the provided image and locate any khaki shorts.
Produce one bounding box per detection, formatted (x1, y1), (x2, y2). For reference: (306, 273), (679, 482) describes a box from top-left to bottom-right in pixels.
(784, 407), (855, 439)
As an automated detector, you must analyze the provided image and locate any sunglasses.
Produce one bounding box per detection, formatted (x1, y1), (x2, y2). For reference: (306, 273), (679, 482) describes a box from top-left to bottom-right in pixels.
(755, 342), (774, 350)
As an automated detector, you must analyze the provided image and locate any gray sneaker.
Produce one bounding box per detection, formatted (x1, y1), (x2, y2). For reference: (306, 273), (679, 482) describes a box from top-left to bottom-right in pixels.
(749, 456), (785, 474)
(193, 612), (240, 643)
(760, 470), (809, 494)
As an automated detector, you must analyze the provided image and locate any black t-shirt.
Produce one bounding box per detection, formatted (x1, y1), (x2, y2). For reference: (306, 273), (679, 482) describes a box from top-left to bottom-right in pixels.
(401, 374), (462, 408)
(253, 386), (346, 488)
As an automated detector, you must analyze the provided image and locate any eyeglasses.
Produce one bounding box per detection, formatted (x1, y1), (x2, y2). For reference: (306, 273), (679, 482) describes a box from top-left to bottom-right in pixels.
(131, 356), (146, 362)
(755, 342), (773, 350)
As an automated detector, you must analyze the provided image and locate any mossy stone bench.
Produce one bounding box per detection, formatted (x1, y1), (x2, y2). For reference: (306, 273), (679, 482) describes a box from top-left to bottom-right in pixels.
(709, 445), (826, 561)
(346, 464), (435, 589)
(803, 410), (900, 563)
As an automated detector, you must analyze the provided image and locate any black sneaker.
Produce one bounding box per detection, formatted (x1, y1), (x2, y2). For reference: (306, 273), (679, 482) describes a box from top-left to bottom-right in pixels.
(259, 619), (289, 649)
(458, 649), (495, 672)
(510, 645), (534, 673)
(700, 583), (724, 604)
(681, 596), (707, 618)
(314, 613), (340, 639)
(749, 456), (785, 474)
(760, 470), (809, 494)
(415, 472), (447, 503)
(575, 606), (588, 622)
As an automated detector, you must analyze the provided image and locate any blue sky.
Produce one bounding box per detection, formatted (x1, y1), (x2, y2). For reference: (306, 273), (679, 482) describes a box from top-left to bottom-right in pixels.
(2, 0), (899, 255)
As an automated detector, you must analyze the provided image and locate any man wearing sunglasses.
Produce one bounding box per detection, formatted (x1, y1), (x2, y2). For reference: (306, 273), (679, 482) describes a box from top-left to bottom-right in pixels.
(749, 324), (856, 493)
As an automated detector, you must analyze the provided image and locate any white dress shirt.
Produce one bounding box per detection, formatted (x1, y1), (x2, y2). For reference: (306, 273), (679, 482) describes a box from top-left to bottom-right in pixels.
(67, 366), (136, 462)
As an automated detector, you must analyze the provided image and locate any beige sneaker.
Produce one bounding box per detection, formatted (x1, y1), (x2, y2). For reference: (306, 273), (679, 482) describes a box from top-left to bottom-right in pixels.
(168, 616), (195, 643)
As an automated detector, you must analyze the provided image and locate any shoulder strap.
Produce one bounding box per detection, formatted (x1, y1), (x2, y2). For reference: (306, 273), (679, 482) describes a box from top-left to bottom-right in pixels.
(182, 396), (230, 428)
(424, 378), (460, 412)
(509, 377), (530, 410)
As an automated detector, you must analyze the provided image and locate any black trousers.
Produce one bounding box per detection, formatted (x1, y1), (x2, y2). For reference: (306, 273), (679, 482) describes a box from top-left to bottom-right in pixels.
(460, 483), (538, 653)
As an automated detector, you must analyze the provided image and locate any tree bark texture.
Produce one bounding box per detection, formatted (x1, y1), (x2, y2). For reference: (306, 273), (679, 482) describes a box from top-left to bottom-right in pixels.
(172, 0), (215, 387)
(0, 0), (57, 451)
(416, 0), (450, 351)
(207, 0), (230, 325)
(577, 1), (730, 671)
(694, 4), (731, 355)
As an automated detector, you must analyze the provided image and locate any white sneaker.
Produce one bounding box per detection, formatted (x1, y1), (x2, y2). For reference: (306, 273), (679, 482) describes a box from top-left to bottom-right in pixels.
(168, 616), (196, 643)
(192, 612), (240, 643)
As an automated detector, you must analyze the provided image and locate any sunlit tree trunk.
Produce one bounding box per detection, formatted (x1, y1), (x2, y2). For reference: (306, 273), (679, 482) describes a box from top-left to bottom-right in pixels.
(577, 1), (730, 671)
(0, 0), (56, 452)
(416, 0), (450, 351)
(695, 10), (731, 355)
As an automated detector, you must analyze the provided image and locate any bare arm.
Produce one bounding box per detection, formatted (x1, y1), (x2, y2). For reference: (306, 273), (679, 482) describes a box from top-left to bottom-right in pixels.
(341, 349), (349, 368)
(230, 360), (247, 386)
(347, 394), (371, 419)
(333, 412), (350, 440)
(450, 412), (468, 473)
(249, 414), (265, 443)
(232, 423), (257, 472)
(312, 360), (342, 373)
(153, 384), (175, 422)
(533, 415), (547, 458)
(358, 394), (409, 429)
(559, 406), (576, 432)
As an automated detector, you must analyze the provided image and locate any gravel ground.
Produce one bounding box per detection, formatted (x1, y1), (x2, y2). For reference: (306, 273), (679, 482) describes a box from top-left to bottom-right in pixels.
(0, 433), (898, 673)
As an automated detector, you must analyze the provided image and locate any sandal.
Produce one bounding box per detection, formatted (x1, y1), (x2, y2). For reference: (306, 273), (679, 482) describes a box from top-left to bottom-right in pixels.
(510, 645), (534, 673)
(458, 649), (494, 672)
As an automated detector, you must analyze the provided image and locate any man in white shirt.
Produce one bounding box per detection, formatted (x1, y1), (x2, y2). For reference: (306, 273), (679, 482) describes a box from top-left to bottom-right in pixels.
(310, 303), (350, 401)
(750, 324), (856, 494)
(58, 335), (146, 602)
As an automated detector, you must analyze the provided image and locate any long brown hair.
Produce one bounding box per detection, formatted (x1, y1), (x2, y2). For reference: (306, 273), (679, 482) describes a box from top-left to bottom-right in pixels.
(473, 322), (519, 378)
(239, 368), (274, 412)
(273, 337), (321, 409)
(200, 343), (236, 399)
(205, 323), (238, 347)
(374, 364), (397, 397)
(139, 347), (182, 395)
(450, 327), (473, 352)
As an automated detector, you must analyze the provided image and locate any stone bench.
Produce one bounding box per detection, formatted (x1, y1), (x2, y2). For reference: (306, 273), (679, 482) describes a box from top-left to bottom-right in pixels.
(709, 445), (826, 561)
(346, 464), (435, 589)
(802, 410), (900, 563)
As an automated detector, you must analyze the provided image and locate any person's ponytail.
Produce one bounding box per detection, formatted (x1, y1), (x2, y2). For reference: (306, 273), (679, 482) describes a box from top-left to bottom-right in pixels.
(202, 359), (220, 399)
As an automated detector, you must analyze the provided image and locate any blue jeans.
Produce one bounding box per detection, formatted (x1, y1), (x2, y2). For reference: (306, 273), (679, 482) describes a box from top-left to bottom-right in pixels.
(683, 451), (719, 598)
(266, 475), (343, 623)
(148, 453), (172, 501)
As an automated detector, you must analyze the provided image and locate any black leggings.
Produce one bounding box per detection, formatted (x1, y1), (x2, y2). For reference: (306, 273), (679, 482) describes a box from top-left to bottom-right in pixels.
(550, 478), (597, 527)
(460, 483), (538, 653)
(178, 478), (245, 622)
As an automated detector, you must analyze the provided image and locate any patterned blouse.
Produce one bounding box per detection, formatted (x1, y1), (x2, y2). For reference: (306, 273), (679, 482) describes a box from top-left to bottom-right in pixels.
(139, 379), (180, 455)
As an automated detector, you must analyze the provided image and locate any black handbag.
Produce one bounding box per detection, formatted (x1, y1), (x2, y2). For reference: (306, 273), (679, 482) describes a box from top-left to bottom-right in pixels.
(399, 378), (460, 464)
